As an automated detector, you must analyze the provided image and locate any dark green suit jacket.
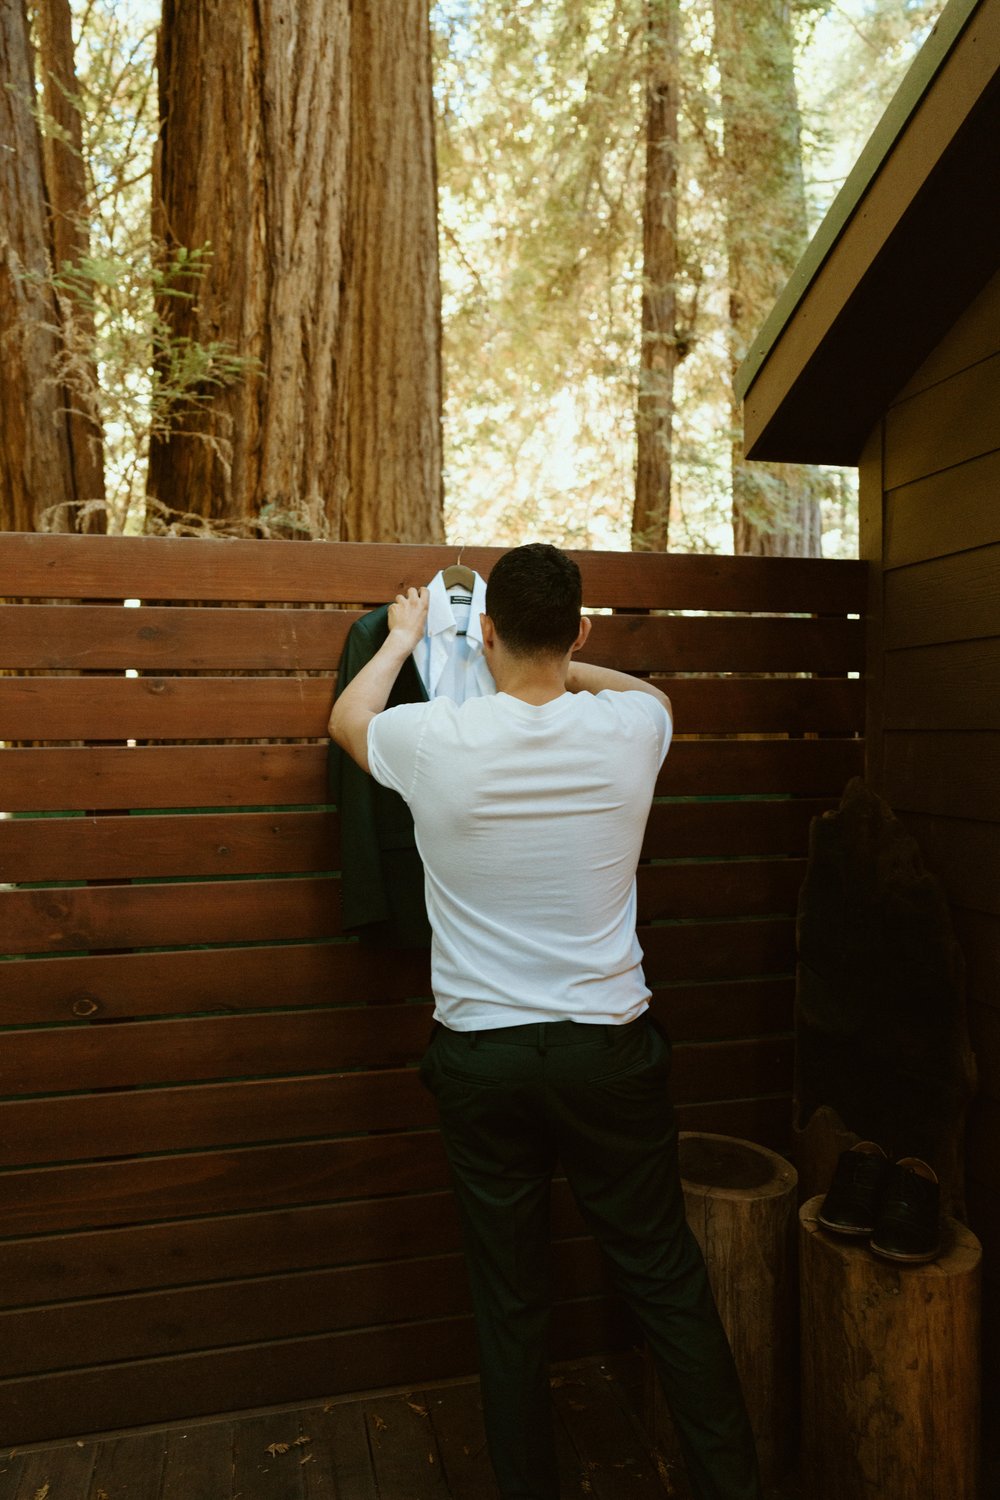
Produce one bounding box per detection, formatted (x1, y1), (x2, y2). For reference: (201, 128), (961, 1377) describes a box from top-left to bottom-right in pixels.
(328, 605), (431, 947)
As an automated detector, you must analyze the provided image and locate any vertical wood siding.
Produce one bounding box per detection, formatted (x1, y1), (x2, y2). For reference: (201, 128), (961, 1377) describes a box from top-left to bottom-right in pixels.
(0, 535), (865, 1444)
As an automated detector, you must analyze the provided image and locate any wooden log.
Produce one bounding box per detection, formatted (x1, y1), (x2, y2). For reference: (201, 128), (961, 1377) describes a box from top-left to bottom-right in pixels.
(645, 1131), (799, 1489)
(799, 1194), (981, 1500)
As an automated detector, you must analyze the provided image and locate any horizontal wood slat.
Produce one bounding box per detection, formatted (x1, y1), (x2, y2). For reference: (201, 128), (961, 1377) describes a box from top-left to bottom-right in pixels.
(0, 605), (865, 675)
(0, 1068), (439, 1168)
(0, 739), (864, 811)
(0, 533), (853, 1442)
(0, 532), (869, 612)
(0, 1237), (610, 1378)
(0, 810), (338, 883)
(651, 977), (794, 1043)
(0, 860), (803, 956)
(0, 799), (834, 883)
(0, 919), (793, 1025)
(883, 448), (1000, 568)
(882, 732), (1000, 821)
(883, 542), (1000, 648)
(897, 811), (1000, 918)
(0, 1188), (470, 1308)
(0, 1037), (789, 1167)
(0, 977), (794, 1102)
(0, 876), (341, 955)
(0, 668), (865, 740)
(884, 350), (1000, 491)
(0, 1298), (630, 1449)
(0, 1132), (450, 1239)
(0, 1074), (791, 1242)
(0, 941), (431, 1025)
(0, 1004), (435, 1095)
(883, 639), (1000, 731)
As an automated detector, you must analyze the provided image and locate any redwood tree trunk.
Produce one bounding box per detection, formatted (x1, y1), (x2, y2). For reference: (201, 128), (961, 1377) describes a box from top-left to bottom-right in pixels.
(148, 0), (443, 542)
(712, 0), (821, 557)
(37, 0), (106, 528)
(0, 0), (77, 531)
(632, 0), (679, 553)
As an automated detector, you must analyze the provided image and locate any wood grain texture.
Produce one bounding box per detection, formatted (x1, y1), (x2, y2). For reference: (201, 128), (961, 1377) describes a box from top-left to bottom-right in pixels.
(0, 799), (832, 884)
(0, 1298), (630, 1449)
(882, 731), (1000, 820)
(0, 1038), (790, 1167)
(0, 605), (864, 675)
(0, 532), (868, 611)
(884, 350), (1000, 491)
(0, 738), (863, 811)
(0, 668), (863, 742)
(892, 265), (1000, 403)
(648, 1134), (798, 1488)
(0, 875), (342, 955)
(883, 638), (1000, 731)
(0, 940), (430, 1025)
(884, 542), (1000, 648)
(884, 447), (1000, 568)
(799, 1197), (981, 1500)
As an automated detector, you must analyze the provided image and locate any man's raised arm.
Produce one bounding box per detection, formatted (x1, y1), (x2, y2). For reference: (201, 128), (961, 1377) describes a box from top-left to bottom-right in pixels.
(566, 659), (672, 719)
(328, 587), (429, 772)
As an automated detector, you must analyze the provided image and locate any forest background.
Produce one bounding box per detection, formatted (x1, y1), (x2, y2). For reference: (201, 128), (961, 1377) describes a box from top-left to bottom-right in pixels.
(0, 0), (944, 558)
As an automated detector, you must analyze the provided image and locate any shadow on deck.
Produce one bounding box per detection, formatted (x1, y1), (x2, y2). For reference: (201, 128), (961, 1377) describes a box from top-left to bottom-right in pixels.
(0, 1353), (804, 1500)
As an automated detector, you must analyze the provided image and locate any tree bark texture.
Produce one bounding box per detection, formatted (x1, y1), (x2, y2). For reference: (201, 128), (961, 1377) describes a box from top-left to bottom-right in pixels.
(645, 1133), (799, 1489)
(799, 1199), (981, 1500)
(632, 0), (679, 553)
(36, 0), (106, 526)
(712, 0), (821, 557)
(148, 0), (443, 542)
(0, 0), (77, 532)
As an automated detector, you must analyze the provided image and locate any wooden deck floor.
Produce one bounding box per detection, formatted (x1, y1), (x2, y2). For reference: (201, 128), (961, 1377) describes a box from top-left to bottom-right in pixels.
(0, 1353), (807, 1499)
(0, 1356), (677, 1500)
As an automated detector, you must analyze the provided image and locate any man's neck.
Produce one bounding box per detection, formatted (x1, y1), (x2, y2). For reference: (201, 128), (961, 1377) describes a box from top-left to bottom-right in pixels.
(489, 654), (569, 706)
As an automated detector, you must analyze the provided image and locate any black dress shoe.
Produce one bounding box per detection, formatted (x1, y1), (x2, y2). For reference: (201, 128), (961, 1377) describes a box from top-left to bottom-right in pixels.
(817, 1141), (890, 1236)
(869, 1157), (941, 1263)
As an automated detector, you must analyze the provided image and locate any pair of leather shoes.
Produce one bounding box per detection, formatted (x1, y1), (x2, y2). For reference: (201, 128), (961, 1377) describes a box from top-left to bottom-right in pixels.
(817, 1141), (941, 1263)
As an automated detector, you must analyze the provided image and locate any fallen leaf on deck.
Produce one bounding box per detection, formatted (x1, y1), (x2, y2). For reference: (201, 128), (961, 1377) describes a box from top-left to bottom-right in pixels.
(265, 1442), (290, 1456)
(33, 1485), (50, 1500)
(406, 1400), (429, 1417)
(299, 1454), (315, 1466)
(292, 1435), (311, 1447)
(372, 1414), (388, 1432)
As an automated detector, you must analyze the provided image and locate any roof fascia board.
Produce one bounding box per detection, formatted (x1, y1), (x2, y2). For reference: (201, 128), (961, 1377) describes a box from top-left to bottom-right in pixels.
(735, 0), (982, 405)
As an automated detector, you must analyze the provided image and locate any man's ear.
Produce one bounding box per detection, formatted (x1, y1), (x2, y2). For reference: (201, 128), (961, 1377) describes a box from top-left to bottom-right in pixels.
(570, 615), (591, 655)
(481, 613), (496, 649)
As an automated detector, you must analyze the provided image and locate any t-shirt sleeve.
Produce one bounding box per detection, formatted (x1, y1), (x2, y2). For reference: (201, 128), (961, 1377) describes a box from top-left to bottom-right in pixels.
(367, 703), (429, 799)
(614, 690), (673, 769)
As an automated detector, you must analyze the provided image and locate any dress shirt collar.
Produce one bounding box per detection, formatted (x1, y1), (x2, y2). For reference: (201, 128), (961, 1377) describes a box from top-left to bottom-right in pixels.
(425, 568), (487, 646)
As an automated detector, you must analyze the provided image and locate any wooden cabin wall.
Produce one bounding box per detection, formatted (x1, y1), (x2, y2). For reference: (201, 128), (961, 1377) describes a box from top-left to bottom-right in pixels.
(0, 534), (865, 1446)
(860, 265), (1000, 1387)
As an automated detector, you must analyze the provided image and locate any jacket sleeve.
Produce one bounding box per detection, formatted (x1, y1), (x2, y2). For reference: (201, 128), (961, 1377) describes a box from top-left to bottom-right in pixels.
(328, 607), (431, 947)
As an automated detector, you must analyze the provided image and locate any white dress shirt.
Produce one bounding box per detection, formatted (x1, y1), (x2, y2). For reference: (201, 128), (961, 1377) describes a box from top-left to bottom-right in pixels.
(414, 569), (496, 704)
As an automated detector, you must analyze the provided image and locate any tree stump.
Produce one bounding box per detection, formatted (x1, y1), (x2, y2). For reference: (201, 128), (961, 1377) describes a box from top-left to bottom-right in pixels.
(799, 1194), (981, 1500)
(645, 1132), (799, 1489)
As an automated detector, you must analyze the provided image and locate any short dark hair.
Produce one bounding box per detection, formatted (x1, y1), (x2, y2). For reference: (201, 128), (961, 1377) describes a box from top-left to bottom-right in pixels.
(485, 543), (582, 657)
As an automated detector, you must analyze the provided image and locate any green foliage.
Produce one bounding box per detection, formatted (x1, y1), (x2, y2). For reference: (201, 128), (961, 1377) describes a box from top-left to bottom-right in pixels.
(434, 0), (943, 556)
(25, 1), (257, 534)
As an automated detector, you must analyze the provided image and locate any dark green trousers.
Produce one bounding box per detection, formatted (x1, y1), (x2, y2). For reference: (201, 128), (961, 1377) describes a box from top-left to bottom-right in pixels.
(420, 1013), (762, 1500)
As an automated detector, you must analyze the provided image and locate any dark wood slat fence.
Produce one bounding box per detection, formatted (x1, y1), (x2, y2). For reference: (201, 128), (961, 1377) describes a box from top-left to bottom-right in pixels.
(0, 533), (866, 1445)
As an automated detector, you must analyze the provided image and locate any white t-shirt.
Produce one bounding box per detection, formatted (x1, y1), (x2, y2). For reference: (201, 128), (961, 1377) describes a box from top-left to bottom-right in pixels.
(367, 689), (672, 1030)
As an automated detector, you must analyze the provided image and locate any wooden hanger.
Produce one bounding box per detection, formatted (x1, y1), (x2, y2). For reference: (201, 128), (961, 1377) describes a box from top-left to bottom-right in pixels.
(441, 546), (475, 593)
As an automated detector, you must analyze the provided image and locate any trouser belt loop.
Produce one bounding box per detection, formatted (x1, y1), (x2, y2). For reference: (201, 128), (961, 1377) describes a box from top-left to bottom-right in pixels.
(469, 1030), (481, 1050)
(538, 1024), (548, 1056)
